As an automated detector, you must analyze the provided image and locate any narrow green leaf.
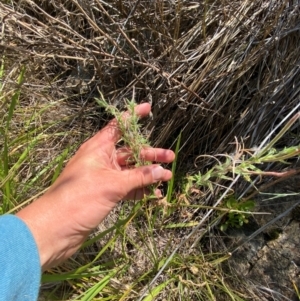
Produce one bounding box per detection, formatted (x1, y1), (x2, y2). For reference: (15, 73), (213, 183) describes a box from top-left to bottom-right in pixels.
(42, 270), (105, 283)
(0, 57), (4, 91)
(167, 132), (181, 203)
(73, 269), (117, 301)
(163, 221), (198, 229)
(51, 147), (70, 184)
(6, 66), (25, 129)
(142, 279), (173, 301)
(1, 133), (43, 189)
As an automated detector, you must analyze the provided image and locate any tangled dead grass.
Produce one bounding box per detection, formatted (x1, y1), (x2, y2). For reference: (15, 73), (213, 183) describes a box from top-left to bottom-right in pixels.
(2, 0), (299, 165)
(1, 0), (300, 300)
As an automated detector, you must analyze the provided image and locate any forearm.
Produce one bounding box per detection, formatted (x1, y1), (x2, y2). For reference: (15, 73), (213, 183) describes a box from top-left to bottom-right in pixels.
(16, 191), (93, 270)
(16, 173), (121, 270)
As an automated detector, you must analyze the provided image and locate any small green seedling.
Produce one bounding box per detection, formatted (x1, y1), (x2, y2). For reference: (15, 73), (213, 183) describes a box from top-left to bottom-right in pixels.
(220, 197), (255, 231)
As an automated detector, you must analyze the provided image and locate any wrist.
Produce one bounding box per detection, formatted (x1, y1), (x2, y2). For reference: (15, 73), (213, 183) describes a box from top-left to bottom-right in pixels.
(16, 193), (89, 271)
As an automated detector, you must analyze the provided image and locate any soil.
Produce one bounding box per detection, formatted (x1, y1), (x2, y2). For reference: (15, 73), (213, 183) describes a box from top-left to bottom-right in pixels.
(225, 176), (300, 300)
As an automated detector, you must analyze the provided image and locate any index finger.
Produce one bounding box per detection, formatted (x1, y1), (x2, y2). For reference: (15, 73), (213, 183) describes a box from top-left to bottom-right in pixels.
(116, 147), (175, 166)
(94, 103), (151, 152)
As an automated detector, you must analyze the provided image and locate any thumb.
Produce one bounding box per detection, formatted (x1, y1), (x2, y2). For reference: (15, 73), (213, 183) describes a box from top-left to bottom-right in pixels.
(122, 165), (172, 191)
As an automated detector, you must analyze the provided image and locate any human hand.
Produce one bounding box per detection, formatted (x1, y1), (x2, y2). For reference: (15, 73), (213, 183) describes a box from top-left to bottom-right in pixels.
(17, 103), (175, 270)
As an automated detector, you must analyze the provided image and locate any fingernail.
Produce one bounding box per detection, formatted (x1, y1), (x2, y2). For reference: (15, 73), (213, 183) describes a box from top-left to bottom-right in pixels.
(152, 166), (164, 181)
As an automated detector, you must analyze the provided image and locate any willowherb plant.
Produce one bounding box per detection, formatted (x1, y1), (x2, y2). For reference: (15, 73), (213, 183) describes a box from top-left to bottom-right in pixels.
(96, 94), (151, 168)
(186, 113), (300, 197)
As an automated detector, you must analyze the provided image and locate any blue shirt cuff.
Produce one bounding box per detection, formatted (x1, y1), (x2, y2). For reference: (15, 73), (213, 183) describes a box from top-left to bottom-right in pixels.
(0, 214), (41, 301)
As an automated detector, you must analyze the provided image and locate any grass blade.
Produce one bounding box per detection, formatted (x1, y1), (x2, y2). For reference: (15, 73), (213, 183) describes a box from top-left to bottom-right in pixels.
(166, 132), (181, 203)
(6, 66), (25, 129)
(1, 66), (25, 211)
(142, 279), (173, 301)
(73, 269), (118, 301)
(51, 147), (70, 184)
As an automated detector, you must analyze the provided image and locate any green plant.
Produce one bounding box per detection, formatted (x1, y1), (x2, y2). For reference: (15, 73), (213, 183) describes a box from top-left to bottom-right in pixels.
(219, 197), (255, 231)
(186, 112), (300, 196)
(0, 64), (25, 212)
(96, 95), (150, 168)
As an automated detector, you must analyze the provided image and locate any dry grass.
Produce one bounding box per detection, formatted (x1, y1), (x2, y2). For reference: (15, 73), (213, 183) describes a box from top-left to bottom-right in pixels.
(1, 0), (300, 300)
(2, 1), (299, 163)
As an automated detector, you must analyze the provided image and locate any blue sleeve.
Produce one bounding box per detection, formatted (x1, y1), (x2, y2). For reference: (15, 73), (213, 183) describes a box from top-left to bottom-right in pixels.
(0, 215), (41, 301)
